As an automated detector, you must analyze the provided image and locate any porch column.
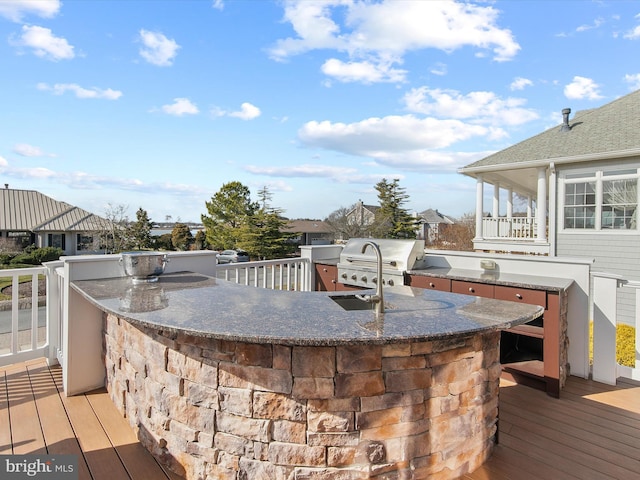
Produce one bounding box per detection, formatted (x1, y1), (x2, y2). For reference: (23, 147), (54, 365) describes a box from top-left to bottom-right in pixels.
(506, 187), (513, 218)
(527, 196), (532, 218)
(474, 176), (483, 240)
(492, 183), (500, 218)
(536, 167), (547, 242)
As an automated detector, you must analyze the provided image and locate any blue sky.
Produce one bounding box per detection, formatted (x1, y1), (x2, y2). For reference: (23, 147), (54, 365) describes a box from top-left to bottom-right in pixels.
(1, 0), (639, 223)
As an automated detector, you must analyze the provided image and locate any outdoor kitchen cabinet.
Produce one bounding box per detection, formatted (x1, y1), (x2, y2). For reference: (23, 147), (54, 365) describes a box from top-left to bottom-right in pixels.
(407, 273), (562, 397)
(314, 263), (364, 292)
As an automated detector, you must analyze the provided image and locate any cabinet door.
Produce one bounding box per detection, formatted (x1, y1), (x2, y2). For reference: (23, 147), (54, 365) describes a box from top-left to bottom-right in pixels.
(451, 280), (494, 298)
(315, 264), (337, 291)
(408, 275), (451, 291)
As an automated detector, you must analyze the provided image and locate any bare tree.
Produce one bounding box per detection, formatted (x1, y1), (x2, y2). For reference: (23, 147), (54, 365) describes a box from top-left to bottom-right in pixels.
(325, 204), (368, 241)
(101, 203), (130, 253)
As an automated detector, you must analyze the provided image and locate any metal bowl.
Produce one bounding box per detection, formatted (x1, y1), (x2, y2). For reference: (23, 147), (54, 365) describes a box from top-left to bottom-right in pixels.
(120, 252), (168, 283)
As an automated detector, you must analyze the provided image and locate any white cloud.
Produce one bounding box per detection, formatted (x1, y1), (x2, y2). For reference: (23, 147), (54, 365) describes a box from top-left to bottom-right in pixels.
(403, 87), (538, 126)
(624, 73), (640, 90)
(564, 76), (603, 100)
(0, 156), (208, 195)
(298, 115), (490, 159)
(213, 102), (261, 120)
(321, 58), (406, 84)
(161, 98), (199, 116)
(212, 0), (224, 11)
(244, 163), (392, 184)
(13, 143), (56, 157)
(269, 0), (519, 84)
(576, 17), (604, 33)
(138, 29), (180, 66)
(430, 62), (447, 76)
(10, 25), (74, 61)
(624, 24), (640, 40)
(510, 77), (533, 91)
(229, 102), (261, 120)
(0, 0), (61, 22)
(245, 164), (357, 178)
(37, 82), (123, 100)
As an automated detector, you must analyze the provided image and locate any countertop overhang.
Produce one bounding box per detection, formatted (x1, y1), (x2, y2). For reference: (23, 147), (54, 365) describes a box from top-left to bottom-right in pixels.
(408, 266), (574, 291)
(71, 271), (544, 346)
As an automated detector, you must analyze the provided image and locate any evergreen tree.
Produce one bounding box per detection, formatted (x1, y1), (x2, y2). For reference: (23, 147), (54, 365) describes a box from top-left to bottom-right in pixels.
(171, 223), (193, 251)
(237, 186), (297, 259)
(194, 230), (207, 250)
(371, 178), (418, 239)
(201, 181), (258, 250)
(129, 207), (154, 250)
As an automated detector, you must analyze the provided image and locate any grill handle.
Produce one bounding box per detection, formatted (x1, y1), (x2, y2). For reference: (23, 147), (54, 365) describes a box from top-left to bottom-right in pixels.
(345, 255), (397, 266)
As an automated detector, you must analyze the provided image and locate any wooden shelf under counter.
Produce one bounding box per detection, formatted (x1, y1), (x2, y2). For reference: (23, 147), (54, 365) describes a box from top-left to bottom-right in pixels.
(407, 272), (565, 397)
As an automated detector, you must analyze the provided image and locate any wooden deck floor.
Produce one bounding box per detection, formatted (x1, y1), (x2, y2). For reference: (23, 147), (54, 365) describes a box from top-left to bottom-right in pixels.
(1, 358), (639, 480)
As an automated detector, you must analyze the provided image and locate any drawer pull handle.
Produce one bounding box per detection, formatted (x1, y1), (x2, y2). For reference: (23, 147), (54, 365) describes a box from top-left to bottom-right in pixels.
(429, 282), (435, 288)
(468, 287), (475, 293)
(516, 293), (523, 300)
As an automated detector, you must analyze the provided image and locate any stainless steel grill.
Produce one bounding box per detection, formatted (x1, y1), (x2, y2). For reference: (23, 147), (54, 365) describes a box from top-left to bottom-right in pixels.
(337, 238), (425, 289)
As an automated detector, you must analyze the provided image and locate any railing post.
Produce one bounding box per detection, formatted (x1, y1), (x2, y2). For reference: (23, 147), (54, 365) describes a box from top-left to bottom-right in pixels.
(591, 272), (623, 385)
(43, 260), (63, 366)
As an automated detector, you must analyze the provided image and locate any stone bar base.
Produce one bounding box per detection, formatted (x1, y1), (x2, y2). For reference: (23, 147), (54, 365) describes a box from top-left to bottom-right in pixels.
(104, 313), (502, 479)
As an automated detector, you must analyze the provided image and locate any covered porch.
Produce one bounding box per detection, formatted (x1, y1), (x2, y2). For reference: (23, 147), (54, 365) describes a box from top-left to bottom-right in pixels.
(466, 163), (554, 255)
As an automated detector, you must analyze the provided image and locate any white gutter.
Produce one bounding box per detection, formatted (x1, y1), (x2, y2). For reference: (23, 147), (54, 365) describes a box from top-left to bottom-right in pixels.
(458, 147), (640, 176)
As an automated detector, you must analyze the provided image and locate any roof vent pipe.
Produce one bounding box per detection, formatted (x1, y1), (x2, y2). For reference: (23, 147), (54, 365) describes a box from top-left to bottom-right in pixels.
(560, 108), (571, 132)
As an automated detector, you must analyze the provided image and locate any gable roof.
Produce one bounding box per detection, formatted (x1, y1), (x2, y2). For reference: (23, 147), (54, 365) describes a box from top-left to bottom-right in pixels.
(460, 88), (640, 173)
(418, 209), (455, 225)
(1, 188), (110, 232)
(285, 220), (333, 234)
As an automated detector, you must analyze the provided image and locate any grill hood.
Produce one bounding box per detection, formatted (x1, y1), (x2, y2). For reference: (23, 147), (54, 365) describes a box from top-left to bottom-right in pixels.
(337, 238), (425, 288)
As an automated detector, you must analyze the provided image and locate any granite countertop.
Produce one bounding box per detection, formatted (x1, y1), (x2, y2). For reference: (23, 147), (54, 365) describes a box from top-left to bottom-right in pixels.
(71, 271), (543, 346)
(409, 267), (574, 292)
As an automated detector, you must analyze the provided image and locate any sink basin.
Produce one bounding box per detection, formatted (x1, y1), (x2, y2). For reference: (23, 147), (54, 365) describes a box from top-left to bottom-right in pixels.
(330, 295), (375, 311)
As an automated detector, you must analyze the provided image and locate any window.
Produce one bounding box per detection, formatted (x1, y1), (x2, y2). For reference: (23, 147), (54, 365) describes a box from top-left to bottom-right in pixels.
(76, 234), (95, 251)
(48, 233), (66, 250)
(601, 179), (637, 229)
(562, 169), (638, 231)
(564, 181), (596, 229)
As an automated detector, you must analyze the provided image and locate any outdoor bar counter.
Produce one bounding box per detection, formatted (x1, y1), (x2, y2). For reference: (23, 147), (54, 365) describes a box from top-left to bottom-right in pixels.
(71, 271), (543, 479)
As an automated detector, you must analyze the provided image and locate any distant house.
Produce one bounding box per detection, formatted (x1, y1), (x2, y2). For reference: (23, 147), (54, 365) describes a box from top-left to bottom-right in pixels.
(415, 208), (456, 244)
(458, 88), (640, 323)
(0, 187), (111, 255)
(346, 200), (379, 228)
(286, 220), (334, 246)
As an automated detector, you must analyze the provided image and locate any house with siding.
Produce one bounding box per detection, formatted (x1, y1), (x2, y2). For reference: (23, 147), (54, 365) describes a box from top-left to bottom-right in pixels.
(458, 88), (640, 323)
(0, 186), (111, 255)
(285, 219), (334, 245)
(415, 208), (456, 244)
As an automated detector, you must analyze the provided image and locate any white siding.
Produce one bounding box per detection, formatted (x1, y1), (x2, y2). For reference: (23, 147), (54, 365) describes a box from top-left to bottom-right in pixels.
(557, 232), (640, 324)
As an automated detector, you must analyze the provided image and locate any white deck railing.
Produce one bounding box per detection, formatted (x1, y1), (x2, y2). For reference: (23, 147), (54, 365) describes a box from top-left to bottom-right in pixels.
(482, 216), (538, 240)
(216, 257), (312, 291)
(0, 266), (49, 366)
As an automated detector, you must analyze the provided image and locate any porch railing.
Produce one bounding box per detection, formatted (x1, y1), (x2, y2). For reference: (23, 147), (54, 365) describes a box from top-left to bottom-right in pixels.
(482, 216), (538, 240)
(0, 266), (49, 366)
(216, 257), (312, 291)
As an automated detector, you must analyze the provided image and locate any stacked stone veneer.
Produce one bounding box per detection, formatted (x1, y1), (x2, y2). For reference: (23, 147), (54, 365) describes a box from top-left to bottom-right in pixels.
(103, 313), (502, 480)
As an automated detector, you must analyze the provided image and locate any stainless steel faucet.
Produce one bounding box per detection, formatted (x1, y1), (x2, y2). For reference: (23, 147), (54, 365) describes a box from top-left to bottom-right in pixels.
(356, 241), (384, 316)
